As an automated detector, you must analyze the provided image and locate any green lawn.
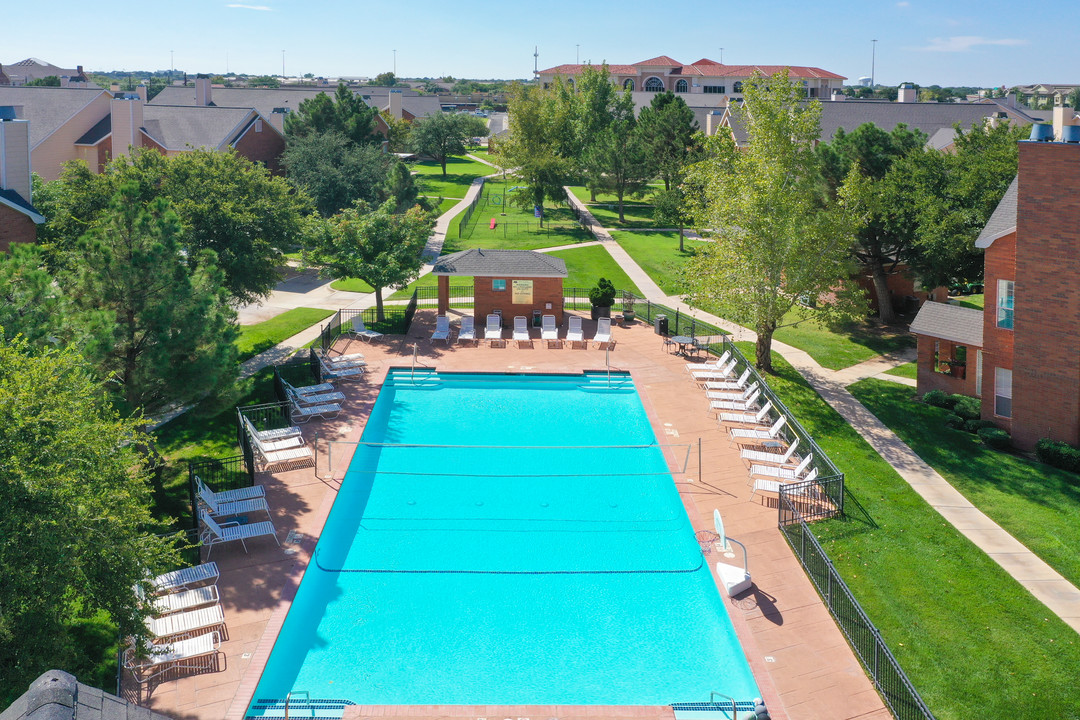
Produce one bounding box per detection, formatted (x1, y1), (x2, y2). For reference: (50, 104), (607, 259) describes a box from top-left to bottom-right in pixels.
(884, 362), (918, 379)
(740, 344), (1080, 719)
(235, 307), (335, 361)
(411, 156), (495, 199)
(329, 277), (375, 293)
(610, 230), (709, 294)
(585, 203), (657, 229)
(567, 185), (655, 205)
(772, 308), (915, 371)
(952, 293), (985, 310)
(388, 273), (472, 300)
(546, 245), (641, 295)
(433, 197), (460, 216)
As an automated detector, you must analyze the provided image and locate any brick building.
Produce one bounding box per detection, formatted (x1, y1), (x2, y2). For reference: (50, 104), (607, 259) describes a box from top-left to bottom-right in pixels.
(431, 249), (568, 326)
(909, 109), (1080, 450)
(0, 109), (45, 250)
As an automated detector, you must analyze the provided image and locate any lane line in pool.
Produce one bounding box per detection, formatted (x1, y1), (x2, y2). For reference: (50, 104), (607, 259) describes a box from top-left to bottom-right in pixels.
(314, 553), (706, 575)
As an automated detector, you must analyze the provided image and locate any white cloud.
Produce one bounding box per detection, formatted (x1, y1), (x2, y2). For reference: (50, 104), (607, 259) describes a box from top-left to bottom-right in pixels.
(226, 3), (272, 10)
(913, 36), (1027, 52)
(896, 1), (910, 7)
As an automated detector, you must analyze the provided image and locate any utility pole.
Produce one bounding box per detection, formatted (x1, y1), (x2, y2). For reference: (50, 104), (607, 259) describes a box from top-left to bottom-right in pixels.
(170, 50), (174, 86)
(576, 44), (580, 64)
(719, 47), (723, 64)
(282, 50), (285, 79)
(871, 39), (877, 88)
(393, 49), (397, 76)
(533, 46), (539, 81)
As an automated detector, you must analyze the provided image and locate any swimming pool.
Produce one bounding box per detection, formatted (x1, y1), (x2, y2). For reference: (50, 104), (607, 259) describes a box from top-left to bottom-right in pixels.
(250, 371), (759, 710)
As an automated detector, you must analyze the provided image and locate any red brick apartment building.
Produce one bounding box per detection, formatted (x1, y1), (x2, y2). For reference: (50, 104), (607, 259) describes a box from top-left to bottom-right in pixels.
(0, 109), (45, 250)
(910, 108), (1080, 450)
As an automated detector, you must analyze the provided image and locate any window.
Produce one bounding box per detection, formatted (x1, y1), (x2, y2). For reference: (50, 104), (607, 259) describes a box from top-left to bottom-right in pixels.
(675, 79), (688, 93)
(996, 279), (1014, 329)
(976, 350), (983, 397)
(623, 78), (634, 91)
(492, 279), (506, 291)
(703, 85), (726, 94)
(644, 76), (664, 92)
(733, 81), (743, 93)
(994, 367), (1012, 418)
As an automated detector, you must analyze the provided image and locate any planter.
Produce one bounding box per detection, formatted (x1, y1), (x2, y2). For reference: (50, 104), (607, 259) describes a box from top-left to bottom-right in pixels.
(622, 311), (636, 323)
(591, 305), (612, 321)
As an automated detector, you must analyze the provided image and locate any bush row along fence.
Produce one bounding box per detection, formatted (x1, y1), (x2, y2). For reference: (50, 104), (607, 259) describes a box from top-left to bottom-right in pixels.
(318, 293), (418, 353)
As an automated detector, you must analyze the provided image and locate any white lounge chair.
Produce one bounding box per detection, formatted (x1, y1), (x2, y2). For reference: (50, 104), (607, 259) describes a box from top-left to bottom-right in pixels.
(541, 314), (559, 346)
(248, 426), (315, 469)
(241, 415), (303, 445)
(710, 388), (762, 413)
(145, 603), (225, 639)
(750, 453), (813, 483)
(692, 358), (739, 384)
(349, 316), (383, 342)
(321, 349), (366, 367)
(707, 381), (760, 403)
(512, 316), (531, 346)
(751, 467), (819, 501)
(431, 315), (452, 344)
(316, 352), (365, 381)
(284, 382), (345, 407)
(146, 585), (220, 616)
(150, 562), (219, 595)
(288, 380), (337, 397)
(454, 316), (474, 344)
(719, 400), (774, 427)
(685, 350), (730, 373)
(197, 480), (271, 519)
(483, 314), (504, 344)
(591, 317), (613, 348)
(566, 316), (585, 347)
(194, 476), (264, 505)
(741, 437), (800, 466)
(289, 398), (342, 424)
(199, 509), (279, 557)
(703, 367), (752, 392)
(730, 415), (786, 447)
(123, 631), (221, 683)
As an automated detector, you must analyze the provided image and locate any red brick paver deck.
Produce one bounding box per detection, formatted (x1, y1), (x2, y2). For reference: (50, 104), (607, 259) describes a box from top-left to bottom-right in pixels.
(131, 311), (890, 720)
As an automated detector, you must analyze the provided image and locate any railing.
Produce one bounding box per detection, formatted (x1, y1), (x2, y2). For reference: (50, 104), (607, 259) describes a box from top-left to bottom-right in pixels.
(273, 360), (320, 402)
(456, 179), (487, 238)
(235, 401), (293, 470)
(318, 293), (418, 352)
(187, 455), (252, 530)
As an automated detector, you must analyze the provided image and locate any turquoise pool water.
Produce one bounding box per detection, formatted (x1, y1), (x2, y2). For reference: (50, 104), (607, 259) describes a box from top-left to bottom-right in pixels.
(250, 371), (759, 709)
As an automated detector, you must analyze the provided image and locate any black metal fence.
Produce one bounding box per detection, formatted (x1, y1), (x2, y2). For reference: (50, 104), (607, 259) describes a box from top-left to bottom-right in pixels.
(456, 180), (487, 238)
(186, 455), (252, 530)
(318, 292), (419, 352)
(780, 516), (936, 720)
(560, 288), (728, 340)
(273, 360), (320, 400)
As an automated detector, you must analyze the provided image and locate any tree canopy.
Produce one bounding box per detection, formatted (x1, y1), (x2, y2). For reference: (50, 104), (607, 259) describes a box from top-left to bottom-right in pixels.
(684, 71), (865, 371)
(582, 90), (650, 223)
(284, 83), (383, 147)
(0, 336), (180, 700)
(283, 131), (396, 217)
(636, 91), (700, 191)
(410, 112), (488, 177)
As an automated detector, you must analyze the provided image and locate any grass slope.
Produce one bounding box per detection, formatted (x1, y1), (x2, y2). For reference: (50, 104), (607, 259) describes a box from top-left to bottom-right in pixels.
(546, 245), (641, 295)
(883, 362), (917, 379)
(610, 230), (708, 295)
(235, 307), (335, 362)
(411, 156), (494, 199)
(772, 308), (915, 370)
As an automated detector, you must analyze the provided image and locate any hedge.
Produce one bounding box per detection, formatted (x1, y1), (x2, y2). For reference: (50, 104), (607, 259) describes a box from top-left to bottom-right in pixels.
(978, 427), (1011, 451)
(1035, 438), (1080, 474)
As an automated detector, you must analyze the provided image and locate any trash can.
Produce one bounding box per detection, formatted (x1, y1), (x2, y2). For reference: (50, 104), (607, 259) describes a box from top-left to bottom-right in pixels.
(532, 310), (542, 327)
(654, 314), (668, 336)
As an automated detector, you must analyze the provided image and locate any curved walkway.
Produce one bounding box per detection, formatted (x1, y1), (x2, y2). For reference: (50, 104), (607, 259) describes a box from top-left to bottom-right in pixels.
(564, 189), (1080, 634)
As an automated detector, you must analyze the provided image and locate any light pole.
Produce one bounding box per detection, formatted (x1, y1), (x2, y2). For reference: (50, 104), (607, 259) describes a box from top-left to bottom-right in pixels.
(282, 50), (286, 79)
(871, 39), (877, 88)
(719, 47), (724, 64)
(576, 44), (580, 64)
(393, 49), (397, 76)
(170, 50), (174, 85)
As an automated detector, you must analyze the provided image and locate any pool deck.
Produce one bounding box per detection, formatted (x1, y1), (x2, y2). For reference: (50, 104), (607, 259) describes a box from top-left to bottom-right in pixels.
(128, 311), (891, 720)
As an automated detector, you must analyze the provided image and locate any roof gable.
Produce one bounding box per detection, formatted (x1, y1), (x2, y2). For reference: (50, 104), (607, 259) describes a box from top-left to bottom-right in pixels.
(909, 301), (984, 347)
(634, 56), (681, 67)
(141, 105), (261, 151)
(0, 86), (109, 147)
(432, 248), (568, 277)
(975, 176), (1018, 248)
(0, 188), (45, 223)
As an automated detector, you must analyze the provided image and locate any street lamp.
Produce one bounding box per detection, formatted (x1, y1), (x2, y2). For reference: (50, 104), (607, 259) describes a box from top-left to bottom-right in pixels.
(871, 39), (877, 88)
(576, 44), (580, 64)
(393, 49), (397, 76)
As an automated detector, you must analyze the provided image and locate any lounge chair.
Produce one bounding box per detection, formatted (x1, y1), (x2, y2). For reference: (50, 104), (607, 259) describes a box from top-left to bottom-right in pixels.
(199, 509), (279, 558)
(685, 350), (731, 373)
(566, 316), (585, 347)
(349, 316), (383, 342)
(288, 398), (342, 424)
(288, 380), (337, 397)
(751, 467), (819, 501)
(729, 415), (786, 447)
(750, 453), (813, 482)
(740, 437), (800, 466)
(541, 314), (559, 347)
(150, 562), (219, 595)
(703, 367), (752, 392)
(240, 415), (303, 445)
(719, 400), (774, 427)
(194, 476), (264, 504)
(483, 314), (504, 345)
(691, 358), (739, 384)
(146, 585), (220, 616)
(123, 631), (221, 683)
(709, 388), (762, 413)
(323, 353), (366, 369)
(248, 425), (315, 469)
(431, 315), (452, 345)
(316, 353), (364, 381)
(512, 316), (531, 346)
(707, 381), (760, 403)
(197, 480), (271, 519)
(457, 316), (476, 344)
(284, 382), (345, 407)
(591, 317), (612, 348)
(145, 604), (225, 640)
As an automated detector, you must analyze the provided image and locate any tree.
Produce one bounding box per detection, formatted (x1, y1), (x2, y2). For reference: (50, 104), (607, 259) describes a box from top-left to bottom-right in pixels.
(35, 149), (312, 304)
(502, 82), (573, 220)
(285, 83), (383, 147)
(410, 112), (488, 177)
(371, 72), (398, 87)
(684, 71), (865, 372)
(248, 75), (280, 88)
(583, 91), (650, 223)
(0, 243), (66, 346)
(653, 186), (693, 252)
(283, 131), (395, 217)
(309, 200), (434, 321)
(382, 160), (421, 213)
(1068, 87), (1080, 109)
(816, 122), (927, 323)
(636, 91), (700, 191)
(380, 109), (412, 152)
(62, 184), (238, 414)
(26, 75), (61, 86)
(0, 336), (181, 700)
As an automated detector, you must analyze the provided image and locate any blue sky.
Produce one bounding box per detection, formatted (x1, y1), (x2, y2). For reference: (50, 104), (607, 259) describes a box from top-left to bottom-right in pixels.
(3, 0), (1076, 87)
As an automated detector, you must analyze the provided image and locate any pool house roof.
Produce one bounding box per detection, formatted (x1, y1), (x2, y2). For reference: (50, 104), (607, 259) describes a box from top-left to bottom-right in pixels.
(431, 248), (568, 278)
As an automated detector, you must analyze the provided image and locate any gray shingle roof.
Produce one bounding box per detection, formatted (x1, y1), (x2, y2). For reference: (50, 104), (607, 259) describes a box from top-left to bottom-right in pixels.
(0, 86), (109, 147)
(149, 85), (438, 121)
(432, 248), (568, 277)
(141, 105), (259, 150)
(909, 301), (984, 347)
(975, 176), (1018, 248)
(74, 114), (110, 145)
(0, 670), (170, 720)
(0, 188), (45, 223)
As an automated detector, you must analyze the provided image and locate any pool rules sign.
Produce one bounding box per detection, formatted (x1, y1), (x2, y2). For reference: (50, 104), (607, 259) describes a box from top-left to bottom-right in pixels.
(512, 280), (533, 304)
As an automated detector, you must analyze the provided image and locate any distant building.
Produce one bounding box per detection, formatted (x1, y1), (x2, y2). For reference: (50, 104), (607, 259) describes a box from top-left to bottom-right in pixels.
(0, 57), (93, 87)
(0, 107), (45, 249)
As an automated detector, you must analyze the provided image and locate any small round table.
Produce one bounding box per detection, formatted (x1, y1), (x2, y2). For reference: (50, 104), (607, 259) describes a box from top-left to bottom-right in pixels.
(672, 335), (693, 355)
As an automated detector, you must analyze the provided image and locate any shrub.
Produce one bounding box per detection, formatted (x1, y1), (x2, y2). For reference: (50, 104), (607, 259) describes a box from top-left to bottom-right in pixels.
(1035, 438), (1080, 474)
(952, 395), (981, 420)
(965, 419), (997, 433)
(588, 278), (616, 307)
(944, 413), (966, 430)
(978, 427), (1011, 450)
(923, 390), (949, 407)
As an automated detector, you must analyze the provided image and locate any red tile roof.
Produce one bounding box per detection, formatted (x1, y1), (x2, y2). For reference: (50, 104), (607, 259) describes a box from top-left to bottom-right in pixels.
(691, 58), (722, 66)
(537, 61), (845, 81)
(633, 55), (681, 66)
(537, 64), (639, 76)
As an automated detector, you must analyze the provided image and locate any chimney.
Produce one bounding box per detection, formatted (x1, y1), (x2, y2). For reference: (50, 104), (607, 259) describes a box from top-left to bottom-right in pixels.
(1006, 91), (1018, 108)
(110, 83), (120, 93)
(705, 110), (723, 136)
(389, 89), (403, 119)
(269, 107), (289, 132)
(136, 83), (148, 102)
(831, 88), (846, 102)
(1052, 98), (1080, 141)
(897, 83), (917, 103)
(195, 74), (212, 106)
(110, 93), (145, 158)
(0, 109), (33, 204)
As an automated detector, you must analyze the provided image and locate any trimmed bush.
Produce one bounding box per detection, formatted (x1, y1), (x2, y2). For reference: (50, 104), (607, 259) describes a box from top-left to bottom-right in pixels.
(944, 413), (966, 430)
(923, 390), (949, 407)
(978, 427), (1011, 450)
(952, 395), (982, 421)
(1035, 438), (1080, 474)
(965, 418), (997, 433)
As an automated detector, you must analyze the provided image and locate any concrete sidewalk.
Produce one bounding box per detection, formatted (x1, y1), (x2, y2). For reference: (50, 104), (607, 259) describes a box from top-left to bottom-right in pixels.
(569, 195), (1080, 635)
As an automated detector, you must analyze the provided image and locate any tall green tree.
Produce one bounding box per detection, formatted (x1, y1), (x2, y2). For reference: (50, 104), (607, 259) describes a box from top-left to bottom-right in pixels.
(35, 149), (311, 304)
(0, 243), (65, 346)
(684, 71), (865, 371)
(285, 83), (382, 147)
(502, 82), (573, 221)
(0, 336), (181, 700)
(382, 160), (422, 213)
(308, 200), (434, 321)
(63, 184), (237, 414)
(583, 92), (650, 223)
(636, 91), (700, 191)
(283, 131), (395, 217)
(410, 112), (488, 177)
(653, 186), (693, 252)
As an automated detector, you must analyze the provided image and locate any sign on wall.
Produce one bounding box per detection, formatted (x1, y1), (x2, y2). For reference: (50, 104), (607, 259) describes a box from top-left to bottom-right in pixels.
(512, 279), (534, 304)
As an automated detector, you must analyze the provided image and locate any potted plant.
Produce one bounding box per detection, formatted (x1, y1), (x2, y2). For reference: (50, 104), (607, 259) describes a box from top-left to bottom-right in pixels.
(589, 278), (616, 321)
(622, 290), (636, 323)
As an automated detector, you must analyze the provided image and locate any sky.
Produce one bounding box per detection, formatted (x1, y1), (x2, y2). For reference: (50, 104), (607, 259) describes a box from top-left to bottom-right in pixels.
(3, 0), (1077, 88)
